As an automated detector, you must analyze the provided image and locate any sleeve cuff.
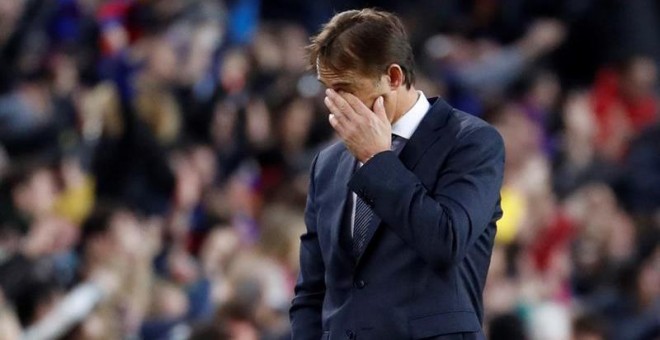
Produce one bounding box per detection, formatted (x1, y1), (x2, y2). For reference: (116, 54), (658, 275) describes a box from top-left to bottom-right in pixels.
(348, 150), (412, 207)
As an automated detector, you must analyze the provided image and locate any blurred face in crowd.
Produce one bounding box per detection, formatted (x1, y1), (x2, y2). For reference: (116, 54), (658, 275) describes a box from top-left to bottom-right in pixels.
(220, 49), (250, 94)
(12, 169), (57, 217)
(147, 37), (178, 82)
(529, 71), (561, 111)
(280, 98), (314, 150)
(0, 0), (25, 30)
(181, 23), (221, 84)
(620, 56), (657, 100)
(281, 25), (309, 73)
(84, 209), (140, 266)
(252, 28), (283, 71)
(492, 104), (541, 172)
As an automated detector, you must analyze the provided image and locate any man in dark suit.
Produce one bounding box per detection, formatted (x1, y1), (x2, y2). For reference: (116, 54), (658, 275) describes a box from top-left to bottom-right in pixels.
(290, 8), (505, 340)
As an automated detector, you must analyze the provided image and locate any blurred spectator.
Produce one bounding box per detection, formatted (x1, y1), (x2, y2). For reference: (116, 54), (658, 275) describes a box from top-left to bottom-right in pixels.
(425, 18), (565, 115)
(592, 55), (658, 161)
(619, 123), (660, 215)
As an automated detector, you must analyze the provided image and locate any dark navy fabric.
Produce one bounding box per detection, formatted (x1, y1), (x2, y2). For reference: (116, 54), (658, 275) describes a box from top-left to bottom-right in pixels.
(290, 98), (505, 340)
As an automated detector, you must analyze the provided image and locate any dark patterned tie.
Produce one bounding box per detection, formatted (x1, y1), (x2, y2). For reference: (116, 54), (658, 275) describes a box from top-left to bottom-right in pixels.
(353, 134), (406, 257)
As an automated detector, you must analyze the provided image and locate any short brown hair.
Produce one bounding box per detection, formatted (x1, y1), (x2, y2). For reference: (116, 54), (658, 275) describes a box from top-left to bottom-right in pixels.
(308, 8), (415, 89)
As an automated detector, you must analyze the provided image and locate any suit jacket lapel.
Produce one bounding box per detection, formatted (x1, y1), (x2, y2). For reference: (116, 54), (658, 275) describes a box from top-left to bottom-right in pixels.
(330, 146), (357, 260)
(355, 97), (452, 266)
(398, 97), (452, 171)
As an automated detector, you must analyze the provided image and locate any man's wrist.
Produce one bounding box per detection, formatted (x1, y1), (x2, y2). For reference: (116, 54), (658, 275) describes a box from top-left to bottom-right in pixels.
(361, 149), (390, 164)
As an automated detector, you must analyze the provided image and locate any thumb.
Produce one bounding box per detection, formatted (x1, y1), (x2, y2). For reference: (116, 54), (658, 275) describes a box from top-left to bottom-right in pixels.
(374, 96), (387, 121)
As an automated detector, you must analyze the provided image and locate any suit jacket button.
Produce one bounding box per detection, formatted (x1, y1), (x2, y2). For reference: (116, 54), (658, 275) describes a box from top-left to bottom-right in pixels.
(346, 330), (355, 339)
(354, 280), (366, 289)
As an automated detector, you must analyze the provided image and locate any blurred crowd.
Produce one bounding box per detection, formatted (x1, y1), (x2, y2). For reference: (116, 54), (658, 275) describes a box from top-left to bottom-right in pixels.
(0, 0), (659, 339)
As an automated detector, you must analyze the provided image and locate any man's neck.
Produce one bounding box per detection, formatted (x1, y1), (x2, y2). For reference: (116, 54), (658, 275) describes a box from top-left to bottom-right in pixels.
(391, 86), (419, 126)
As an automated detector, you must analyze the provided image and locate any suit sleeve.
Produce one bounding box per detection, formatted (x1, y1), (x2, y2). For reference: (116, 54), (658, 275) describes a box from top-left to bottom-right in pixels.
(289, 154), (325, 340)
(348, 126), (505, 270)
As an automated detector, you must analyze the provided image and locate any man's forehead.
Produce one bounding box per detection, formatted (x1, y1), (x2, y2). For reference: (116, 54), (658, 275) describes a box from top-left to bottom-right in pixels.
(316, 62), (359, 87)
(317, 64), (349, 81)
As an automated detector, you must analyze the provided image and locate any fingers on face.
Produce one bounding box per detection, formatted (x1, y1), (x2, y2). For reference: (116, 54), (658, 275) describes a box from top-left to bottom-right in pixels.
(324, 89), (375, 139)
(335, 97), (354, 120)
(326, 89), (361, 120)
(325, 96), (346, 134)
(324, 96), (346, 123)
(373, 96), (387, 120)
(341, 92), (369, 115)
(326, 97), (358, 131)
(328, 113), (349, 138)
(328, 113), (337, 128)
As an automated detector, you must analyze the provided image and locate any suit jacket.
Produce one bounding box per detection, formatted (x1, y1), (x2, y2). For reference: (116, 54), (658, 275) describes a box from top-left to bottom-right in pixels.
(290, 98), (505, 340)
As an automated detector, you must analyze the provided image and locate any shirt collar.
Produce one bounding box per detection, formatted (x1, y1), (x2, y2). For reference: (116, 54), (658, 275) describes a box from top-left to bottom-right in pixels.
(391, 91), (430, 140)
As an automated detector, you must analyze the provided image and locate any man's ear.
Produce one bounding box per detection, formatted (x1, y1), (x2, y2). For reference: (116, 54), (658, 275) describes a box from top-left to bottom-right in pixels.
(386, 64), (405, 90)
